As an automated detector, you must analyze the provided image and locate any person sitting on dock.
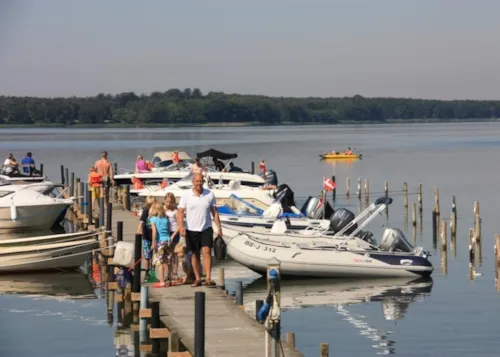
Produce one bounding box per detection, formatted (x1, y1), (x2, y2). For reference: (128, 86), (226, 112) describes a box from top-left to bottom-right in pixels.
(21, 152), (35, 175)
(88, 167), (102, 212)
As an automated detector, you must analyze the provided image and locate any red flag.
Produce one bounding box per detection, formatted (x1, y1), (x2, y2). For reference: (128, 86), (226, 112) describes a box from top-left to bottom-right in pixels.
(323, 176), (335, 192)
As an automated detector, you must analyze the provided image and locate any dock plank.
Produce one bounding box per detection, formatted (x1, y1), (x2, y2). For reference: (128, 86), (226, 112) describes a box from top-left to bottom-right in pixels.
(109, 202), (304, 357)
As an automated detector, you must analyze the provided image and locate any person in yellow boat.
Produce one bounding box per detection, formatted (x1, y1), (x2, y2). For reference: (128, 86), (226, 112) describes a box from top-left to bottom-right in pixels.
(345, 147), (353, 155)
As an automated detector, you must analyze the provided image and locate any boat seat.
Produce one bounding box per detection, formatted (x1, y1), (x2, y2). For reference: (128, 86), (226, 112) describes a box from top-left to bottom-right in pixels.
(228, 180), (241, 190)
(270, 220), (288, 234)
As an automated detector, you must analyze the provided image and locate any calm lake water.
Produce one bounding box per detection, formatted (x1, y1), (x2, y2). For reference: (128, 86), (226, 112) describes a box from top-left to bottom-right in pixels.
(1, 122), (500, 357)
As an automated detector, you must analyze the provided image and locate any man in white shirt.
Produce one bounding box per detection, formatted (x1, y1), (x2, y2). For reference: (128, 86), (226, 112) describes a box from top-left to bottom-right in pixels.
(178, 172), (222, 287)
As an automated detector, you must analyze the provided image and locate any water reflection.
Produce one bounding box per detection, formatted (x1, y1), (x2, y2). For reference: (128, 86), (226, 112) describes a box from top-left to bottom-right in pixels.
(244, 277), (433, 355)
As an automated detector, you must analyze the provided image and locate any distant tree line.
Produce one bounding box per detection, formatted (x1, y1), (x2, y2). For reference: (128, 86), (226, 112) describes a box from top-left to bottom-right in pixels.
(1, 89), (500, 125)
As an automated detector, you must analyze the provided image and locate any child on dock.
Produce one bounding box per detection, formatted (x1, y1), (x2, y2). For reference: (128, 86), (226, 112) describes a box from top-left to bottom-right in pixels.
(150, 201), (172, 288)
(137, 196), (155, 282)
(174, 243), (197, 285)
(88, 167), (102, 212)
(165, 192), (180, 279)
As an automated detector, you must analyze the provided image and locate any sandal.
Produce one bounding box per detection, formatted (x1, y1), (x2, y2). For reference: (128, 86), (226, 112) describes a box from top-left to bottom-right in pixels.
(153, 282), (166, 288)
(191, 280), (201, 287)
(203, 280), (216, 286)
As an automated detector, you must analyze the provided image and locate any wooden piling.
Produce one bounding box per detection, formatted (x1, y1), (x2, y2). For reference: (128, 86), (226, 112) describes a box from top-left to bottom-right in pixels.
(417, 183), (423, 232)
(495, 234), (500, 291)
(473, 201), (480, 216)
(384, 181), (388, 196)
(441, 220), (447, 276)
(402, 182), (408, 208)
(356, 177), (361, 200)
(469, 227), (475, 266)
(320, 343), (329, 357)
(475, 214), (482, 265)
(217, 267), (225, 290)
(364, 179), (369, 205)
(286, 332), (296, 349)
(345, 177), (350, 198)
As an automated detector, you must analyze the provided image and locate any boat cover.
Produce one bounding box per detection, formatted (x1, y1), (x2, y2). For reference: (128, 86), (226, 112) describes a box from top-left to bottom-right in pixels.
(196, 149), (238, 160)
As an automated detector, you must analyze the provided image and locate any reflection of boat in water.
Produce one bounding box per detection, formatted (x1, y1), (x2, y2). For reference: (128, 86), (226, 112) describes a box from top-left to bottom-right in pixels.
(243, 276), (433, 320)
(243, 276), (432, 355)
(0, 272), (96, 298)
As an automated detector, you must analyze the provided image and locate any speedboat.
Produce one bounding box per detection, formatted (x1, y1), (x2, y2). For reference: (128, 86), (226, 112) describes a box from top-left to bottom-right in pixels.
(0, 180), (74, 232)
(138, 172), (277, 207)
(114, 149), (268, 188)
(0, 238), (97, 273)
(224, 197), (433, 278)
(0, 228), (104, 248)
(215, 186), (332, 231)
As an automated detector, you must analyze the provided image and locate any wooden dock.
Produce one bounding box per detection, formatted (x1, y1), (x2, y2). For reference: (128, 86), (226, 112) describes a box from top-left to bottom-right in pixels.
(107, 201), (305, 357)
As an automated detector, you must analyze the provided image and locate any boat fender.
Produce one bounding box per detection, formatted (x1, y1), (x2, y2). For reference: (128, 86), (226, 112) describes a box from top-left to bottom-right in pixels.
(257, 301), (271, 322)
(213, 235), (227, 261)
(10, 204), (16, 221)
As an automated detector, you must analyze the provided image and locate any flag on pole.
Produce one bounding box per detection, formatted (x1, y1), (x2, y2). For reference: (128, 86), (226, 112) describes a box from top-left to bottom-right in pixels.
(323, 176), (335, 192)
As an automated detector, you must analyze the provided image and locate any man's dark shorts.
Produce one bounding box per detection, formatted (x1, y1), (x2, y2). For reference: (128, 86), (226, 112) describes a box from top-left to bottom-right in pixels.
(186, 227), (213, 254)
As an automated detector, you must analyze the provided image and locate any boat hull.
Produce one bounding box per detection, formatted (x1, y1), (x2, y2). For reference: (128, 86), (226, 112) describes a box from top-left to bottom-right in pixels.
(320, 154), (361, 159)
(226, 234), (433, 278)
(0, 203), (70, 232)
(0, 239), (96, 273)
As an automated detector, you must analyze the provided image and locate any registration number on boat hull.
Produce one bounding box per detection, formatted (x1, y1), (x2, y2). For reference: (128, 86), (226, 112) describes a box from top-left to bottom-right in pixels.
(244, 240), (276, 253)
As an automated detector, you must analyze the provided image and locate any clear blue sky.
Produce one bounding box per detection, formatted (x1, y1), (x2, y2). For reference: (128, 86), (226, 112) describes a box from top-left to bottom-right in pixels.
(1, 0), (498, 100)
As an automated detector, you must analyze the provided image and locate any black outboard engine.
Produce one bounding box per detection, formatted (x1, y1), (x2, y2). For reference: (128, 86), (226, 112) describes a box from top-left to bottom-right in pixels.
(300, 196), (334, 219)
(263, 170), (278, 186)
(273, 184), (296, 213)
(329, 208), (357, 234)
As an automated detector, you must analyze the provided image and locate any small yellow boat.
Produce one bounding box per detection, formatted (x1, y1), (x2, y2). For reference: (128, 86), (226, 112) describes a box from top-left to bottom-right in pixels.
(320, 152), (362, 160)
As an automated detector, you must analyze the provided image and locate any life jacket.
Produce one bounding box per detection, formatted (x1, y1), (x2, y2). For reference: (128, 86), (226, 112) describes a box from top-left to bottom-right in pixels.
(131, 177), (144, 190)
(89, 172), (102, 187)
(146, 162), (154, 170)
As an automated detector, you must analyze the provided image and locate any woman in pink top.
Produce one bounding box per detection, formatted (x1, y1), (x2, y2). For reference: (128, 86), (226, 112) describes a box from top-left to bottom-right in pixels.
(135, 155), (148, 173)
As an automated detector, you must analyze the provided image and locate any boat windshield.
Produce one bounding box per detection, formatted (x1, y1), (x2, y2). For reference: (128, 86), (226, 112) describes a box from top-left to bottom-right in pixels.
(0, 190), (14, 198)
(223, 195), (264, 216)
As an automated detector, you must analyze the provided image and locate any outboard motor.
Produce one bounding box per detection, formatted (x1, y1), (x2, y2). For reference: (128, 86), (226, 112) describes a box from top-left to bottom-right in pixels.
(329, 208), (357, 234)
(264, 169), (278, 186)
(380, 228), (414, 252)
(300, 196), (334, 219)
(273, 184), (296, 213)
(355, 230), (376, 245)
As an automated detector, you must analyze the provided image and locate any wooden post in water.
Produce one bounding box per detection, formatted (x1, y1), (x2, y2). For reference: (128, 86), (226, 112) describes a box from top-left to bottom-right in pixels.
(320, 343), (330, 357)
(469, 228), (475, 280)
(384, 181), (388, 196)
(412, 202), (417, 243)
(417, 183), (423, 232)
(356, 177), (361, 200)
(60, 165), (65, 185)
(364, 179), (369, 207)
(70, 172), (75, 197)
(441, 220), (447, 276)
(495, 234), (500, 291)
(286, 332), (296, 349)
(217, 267), (225, 290)
(403, 182), (408, 231)
(64, 167), (69, 190)
(346, 177), (350, 198)
(475, 213), (482, 265)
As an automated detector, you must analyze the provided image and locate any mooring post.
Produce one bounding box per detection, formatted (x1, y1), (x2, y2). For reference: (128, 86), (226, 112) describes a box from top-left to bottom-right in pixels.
(194, 291), (206, 357)
(106, 202), (112, 237)
(86, 185), (93, 226)
(70, 172), (75, 196)
(320, 343), (330, 357)
(64, 167), (69, 189)
(39, 163), (44, 177)
(98, 196), (105, 227)
(331, 175), (336, 201)
(107, 263), (115, 314)
(78, 181), (84, 211)
(217, 267), (225, 290)
(117, 221), (123, 242)
(286, 332), (296, 349)
(124, 185), (131, 211)
(345, 176), (350, 198)
(251, 161), (255, 174)
(133, 234), (142, 294)
(151, 301), (160, 357)
(60, 165), (65, 185)
(235, 280), (243, 307)
(139, 285), (148, 344)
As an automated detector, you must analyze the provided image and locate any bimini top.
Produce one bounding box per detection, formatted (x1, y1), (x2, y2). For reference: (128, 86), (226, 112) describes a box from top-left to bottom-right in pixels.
(196, 149), (238, 160)
(152, 151), (192, 162)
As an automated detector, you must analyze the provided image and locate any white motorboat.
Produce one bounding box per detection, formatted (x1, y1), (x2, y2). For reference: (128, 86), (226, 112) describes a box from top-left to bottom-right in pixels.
(114, 149), (268, 189)
(216, 190), (332, 232)
(223, 197), (433, 278)
(0, 228), (104, 248)
(138, 172), (277, 207)
(0, 180), (74, 232)
(0, 238), (97, 273)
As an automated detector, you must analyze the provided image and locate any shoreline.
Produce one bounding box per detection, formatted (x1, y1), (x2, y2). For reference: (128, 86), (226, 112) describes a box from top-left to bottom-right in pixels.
(0, 117), (498, 129)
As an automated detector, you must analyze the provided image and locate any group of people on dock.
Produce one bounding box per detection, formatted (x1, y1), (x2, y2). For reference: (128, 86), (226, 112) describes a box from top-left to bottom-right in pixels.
(137, 172), (223, 288)
(88, 151), (115, 210)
